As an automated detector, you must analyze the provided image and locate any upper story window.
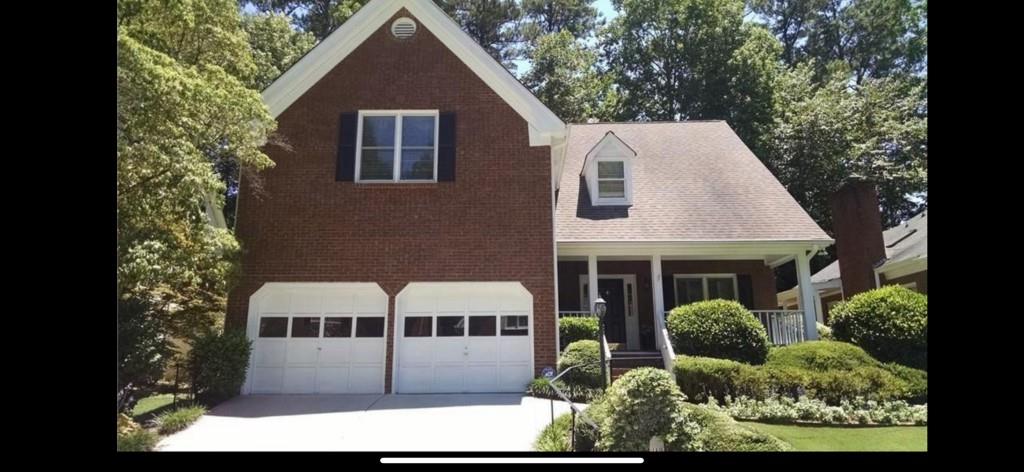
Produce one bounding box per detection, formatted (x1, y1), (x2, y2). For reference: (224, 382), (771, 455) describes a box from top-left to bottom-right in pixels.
(583, 131), (636, 206)
(357, 111), (438, 182)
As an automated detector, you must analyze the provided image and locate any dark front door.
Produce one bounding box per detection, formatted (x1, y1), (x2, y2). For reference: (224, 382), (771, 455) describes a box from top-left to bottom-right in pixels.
(598, 279), (626, 345)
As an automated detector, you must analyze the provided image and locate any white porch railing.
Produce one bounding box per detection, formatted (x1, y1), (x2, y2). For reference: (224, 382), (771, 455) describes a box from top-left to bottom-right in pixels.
(662, 309), (806, 346)
(752, 310), (806, 345)
(653, 308), (675, 371)
(558, 311), (598, 318)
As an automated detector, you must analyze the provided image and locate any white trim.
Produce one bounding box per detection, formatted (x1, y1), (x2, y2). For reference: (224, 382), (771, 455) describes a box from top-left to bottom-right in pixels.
(877, 256), (927, 280)
(558, 240), (830, 258)
(670, 274), (739, 305)
(260, 0), (565, 145)
(582, 132), (636, 206)
(355, 110), (439, 183)
(578, 274), (641, 350)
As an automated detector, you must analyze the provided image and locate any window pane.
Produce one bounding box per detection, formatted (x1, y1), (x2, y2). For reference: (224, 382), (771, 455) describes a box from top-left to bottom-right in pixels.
(437, 316), (465, 337)
(707, 278), (736, 300)
(402, 116), (435, 147)
(404, 316), (432, 337)
(500, 316), (529, 336)
(258, 317), (288, 338)
(362, 116), (396, 146)
(597, 161), (624, 179)
(400, 149), (434, 180)
(323, 317), (352, 338)
(291, 317), (320, 338)
(675, 278), (704, 306)
(356, 317), (385, 337)
(598, 180), (625, 198)
(359, 149), (394, 180)
(469, 316), (496, 336)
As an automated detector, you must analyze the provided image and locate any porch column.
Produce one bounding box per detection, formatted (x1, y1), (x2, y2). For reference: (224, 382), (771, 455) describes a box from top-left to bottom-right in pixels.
(588, 255), (599, 313)
(651, 255), (665, 349)
(796, 250), (819, 340)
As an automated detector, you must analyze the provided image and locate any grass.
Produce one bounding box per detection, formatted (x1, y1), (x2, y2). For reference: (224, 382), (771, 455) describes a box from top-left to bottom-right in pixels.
(155, 405), (207, 435)
(740, 422), (927, 451)
(132, 394), (175, 418)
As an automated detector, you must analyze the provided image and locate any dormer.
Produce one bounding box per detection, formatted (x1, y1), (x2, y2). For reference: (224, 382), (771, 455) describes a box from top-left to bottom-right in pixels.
(582, 131), (636, 206)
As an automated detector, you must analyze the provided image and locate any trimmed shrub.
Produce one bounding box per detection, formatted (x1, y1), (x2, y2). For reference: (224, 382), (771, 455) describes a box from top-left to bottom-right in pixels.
(667, 300), (769, 364)
(817, 322), (833, 340)
(525, 377), (602, 403)
(155, 404), (207, 435)
(593, 368), (700, 451)
(557, 340), (603, 390)
(534, 413), (573, 452)
(883, 363), (928, 404)
(767, 341), (881, 371)
(117, 295), (174, 413)
(673, 355), (763, 403)
(189, 329), (252, 406)
(117, 429), (160, 452)
(719, 395), (927, 426)
(829, 285), (927, 369)
(559, 317), (599, 350)
(682, 403), (792, 451)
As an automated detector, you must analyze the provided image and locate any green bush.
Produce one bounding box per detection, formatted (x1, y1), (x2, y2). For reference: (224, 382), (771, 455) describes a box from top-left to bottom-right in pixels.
(829, 285), (927, 369)
(155, 404), (207, 435)
(817, 322), (833, 340)
(763, 342), (910, 404)
(682, 403), (792, 451)
(534, 413), (573, 452)
(557, 340), (603, 390)
(673, 355), (763, 403)
(883, 363), (928, 404)
(667, 300), (770, 364)
(592, 368), (700, 451)
(117, 429), (160, 452)
(767, 341), (881, 371)
(117, 295), (174, 413)
(189, 329), (252, 406)
(559, 317), (599, 351)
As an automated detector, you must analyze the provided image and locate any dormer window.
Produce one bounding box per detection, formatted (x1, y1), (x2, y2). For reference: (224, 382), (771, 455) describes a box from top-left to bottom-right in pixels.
(583, 131), (636, 206)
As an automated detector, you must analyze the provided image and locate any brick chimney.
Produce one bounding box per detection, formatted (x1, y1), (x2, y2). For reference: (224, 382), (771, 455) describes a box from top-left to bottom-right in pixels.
(830, 181), (886, 298)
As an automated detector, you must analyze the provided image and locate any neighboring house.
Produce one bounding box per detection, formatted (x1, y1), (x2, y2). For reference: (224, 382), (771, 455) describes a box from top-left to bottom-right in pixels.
(777, 184), (928, 323)
(225, 0), (831, 396)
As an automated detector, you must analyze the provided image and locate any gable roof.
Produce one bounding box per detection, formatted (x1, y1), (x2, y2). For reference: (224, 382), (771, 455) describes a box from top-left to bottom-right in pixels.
(811, 210), (928, 284)
(555, 121), (832, 242)
(260, 0), (564, 146)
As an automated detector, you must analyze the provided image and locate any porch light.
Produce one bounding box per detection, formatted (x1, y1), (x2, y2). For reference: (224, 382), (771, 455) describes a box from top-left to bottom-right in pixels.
(594, 297), (607, 319)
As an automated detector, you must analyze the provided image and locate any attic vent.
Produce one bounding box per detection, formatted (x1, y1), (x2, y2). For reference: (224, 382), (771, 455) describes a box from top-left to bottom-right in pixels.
(391, 17), (417, 39)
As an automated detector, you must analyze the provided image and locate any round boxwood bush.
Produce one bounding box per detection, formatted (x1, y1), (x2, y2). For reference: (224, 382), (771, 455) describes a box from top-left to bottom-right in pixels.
(592, 368), (699, 451)
(829, 285), (927, 369)
(766, 341), (881, 371)
(189, 329), (252, 406)
(673, 355), (764, 403)
(557, 340), (603, 389)
(667, 300), (770, 364)
(883, 362), (928, 404)
(559, 317), (599, 351)
(681, 403), (792, 451)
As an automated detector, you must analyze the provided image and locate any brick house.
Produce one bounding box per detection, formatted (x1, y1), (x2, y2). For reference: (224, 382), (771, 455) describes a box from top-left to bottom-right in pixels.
(226, 0), (832, 395)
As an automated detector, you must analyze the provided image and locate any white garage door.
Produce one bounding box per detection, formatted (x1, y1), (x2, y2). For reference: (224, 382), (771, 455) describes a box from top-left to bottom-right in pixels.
(395, 282), (533, 393)
(245, 283), (387, 394)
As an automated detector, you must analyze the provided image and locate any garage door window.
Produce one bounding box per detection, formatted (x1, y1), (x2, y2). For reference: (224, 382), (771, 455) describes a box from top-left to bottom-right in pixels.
(500, 315), (529, 336)
(437, 316), (464, 336)
(469, 316), (496, 336)
(355, 316), (386, 337)
(404, 316), (432, 337)
(291, 317), (321, 338)
(259, 317), (288, 337)
(323, 317), (353, 337)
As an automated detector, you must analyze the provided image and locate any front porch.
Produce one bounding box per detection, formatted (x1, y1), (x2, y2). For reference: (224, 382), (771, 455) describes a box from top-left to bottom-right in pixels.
(556, 241), (824, 362)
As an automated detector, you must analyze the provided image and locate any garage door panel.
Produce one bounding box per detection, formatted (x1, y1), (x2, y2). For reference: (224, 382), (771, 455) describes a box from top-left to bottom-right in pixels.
(349, 339), (384, 363)
(434, 366), (463, 391)
(253, 341), (286, 367)
(464, 365), (498, 392)
(354, 292), (387, 314)
(399, 339), (433, 365)
(499, 365), (532, 391)
(252, 367), (284, 393)
(499, 337), (531, 363)
(263, 292), (291, 314)
(398, 368), (432, 393)
(467, 339), (498, 362)
(316, 367), (350, 393)
(291, 293), (322, 314)
(434, 338), (466, 362)
(285, 342), (320, 364)
(349, 367), (383, 393)
(283, 367), (317, 393)
(317, 342), (352, 364)
(322, 294), (354, 314)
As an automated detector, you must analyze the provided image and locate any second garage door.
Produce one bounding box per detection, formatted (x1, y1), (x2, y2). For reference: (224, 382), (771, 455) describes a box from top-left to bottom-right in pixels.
(395, 282), (534, 393)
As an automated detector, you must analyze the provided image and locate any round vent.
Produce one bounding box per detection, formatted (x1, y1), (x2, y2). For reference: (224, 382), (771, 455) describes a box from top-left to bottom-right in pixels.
(391, 17), (417, 39)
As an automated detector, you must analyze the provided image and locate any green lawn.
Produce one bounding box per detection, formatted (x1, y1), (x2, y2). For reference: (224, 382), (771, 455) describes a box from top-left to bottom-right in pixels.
(132, 394), (175, 419)
(741, 422), (927, 451)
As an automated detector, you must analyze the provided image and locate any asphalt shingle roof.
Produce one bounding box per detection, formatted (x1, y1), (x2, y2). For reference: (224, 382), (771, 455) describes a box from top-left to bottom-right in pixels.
(811, 210), (928, 284)
(555, 121), (831, 242)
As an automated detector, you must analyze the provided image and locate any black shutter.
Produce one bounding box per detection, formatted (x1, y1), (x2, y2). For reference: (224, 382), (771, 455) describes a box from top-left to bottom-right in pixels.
(337, 112), (358, 181)
(662, 276), (676, 311)
(437, 112), (456, 181)
(737, 275), (755, 309)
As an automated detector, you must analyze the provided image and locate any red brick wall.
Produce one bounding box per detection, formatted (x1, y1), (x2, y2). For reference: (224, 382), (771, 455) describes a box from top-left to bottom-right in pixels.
(226, 10), (556, 392)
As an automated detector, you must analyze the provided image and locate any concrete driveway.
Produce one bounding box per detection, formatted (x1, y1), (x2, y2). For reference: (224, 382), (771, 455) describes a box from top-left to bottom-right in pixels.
(157, 394), (583, 451)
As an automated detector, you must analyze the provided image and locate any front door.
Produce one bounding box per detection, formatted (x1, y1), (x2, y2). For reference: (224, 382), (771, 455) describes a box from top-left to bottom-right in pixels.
(598, 279), (626, 346)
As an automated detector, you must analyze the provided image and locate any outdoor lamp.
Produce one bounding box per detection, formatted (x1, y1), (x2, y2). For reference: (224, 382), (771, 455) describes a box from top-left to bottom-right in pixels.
(594, 297), (608, 388)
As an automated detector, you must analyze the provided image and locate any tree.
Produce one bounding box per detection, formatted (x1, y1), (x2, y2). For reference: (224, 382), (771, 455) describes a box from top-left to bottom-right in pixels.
(238, 0), (370, 41)
(243, 12), (317, 90)
(523, 31), (618, 123)
(434, 0), (524, 71)
(747, 0), (826, 65)
(521, 0), (602, 41)
(118, 0), (277, 405)
(604, 0), (783, 146)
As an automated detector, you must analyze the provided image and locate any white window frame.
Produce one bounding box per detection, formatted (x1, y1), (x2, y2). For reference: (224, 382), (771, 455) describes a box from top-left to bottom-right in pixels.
(502, 315), (529, 331)
(672, 274), (739, 305)
(355, 110), (439, 183)
(595, 158), (628, 201)
(584, 132), (635, 206)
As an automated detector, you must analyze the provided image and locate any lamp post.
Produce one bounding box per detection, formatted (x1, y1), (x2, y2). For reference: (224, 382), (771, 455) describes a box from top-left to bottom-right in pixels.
(594, 297), (608, 389)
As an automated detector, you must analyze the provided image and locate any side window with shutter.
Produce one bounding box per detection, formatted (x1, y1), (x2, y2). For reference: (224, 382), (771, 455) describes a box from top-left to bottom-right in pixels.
(337, 112), (358, 181)
(437, 112), (456, 181)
